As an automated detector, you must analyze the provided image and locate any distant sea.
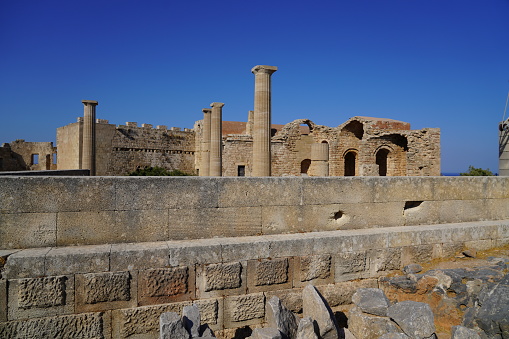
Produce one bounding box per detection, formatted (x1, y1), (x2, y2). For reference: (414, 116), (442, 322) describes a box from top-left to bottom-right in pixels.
(441, 173), (461, 176)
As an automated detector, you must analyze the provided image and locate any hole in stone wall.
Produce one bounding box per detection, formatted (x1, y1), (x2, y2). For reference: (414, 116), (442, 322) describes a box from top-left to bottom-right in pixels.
(404, 201), (423, 210)
(333, 211), (343, 220)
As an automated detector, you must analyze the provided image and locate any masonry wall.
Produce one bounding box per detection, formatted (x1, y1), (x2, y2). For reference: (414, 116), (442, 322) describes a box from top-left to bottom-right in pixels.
(0, 140), (56, 172)
(2, 176), (509, 250)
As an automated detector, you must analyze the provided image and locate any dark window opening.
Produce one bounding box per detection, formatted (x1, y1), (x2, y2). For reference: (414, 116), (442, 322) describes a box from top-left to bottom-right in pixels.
(344, 152), (356, 176)
(237, 165), (245, 177)
(376, 149), (390, 176)
(0, 158), (3, 170)
(31, 154), (39, 165)
(301, 159), (311, 174)
(45, 154), (51, 170)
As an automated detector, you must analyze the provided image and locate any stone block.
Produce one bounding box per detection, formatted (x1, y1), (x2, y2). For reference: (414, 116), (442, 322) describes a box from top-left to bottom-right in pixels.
(374, 177), (434, 202)
(301, 177), (374, 205)
(439, 242), (465, 258)
(168, 238), (222, 267)
(194, 298), (223, 329)
(485, 198), (509, 220)
(110, 241), (169, 271)
(446, 222), (498, 242)
(8, 275), (75, 320)
(112, 302), (189, 338)
(0, 212), (56, 249)
(464, 239), (496, 251)
(217, 177), (302, 207)
(167, 206), (262, 239)
(45, 244), (110, 276)
(438, 200), (488, 224)
(0, 312), (105, 338)
(221, 236), (272, 262)
(160, 312), (189, 339)
(317, 279), (378, 307)
(485, 177), (509, 199)
(0, 279), (6, 322)
(265, 288), (304, 314)
(342, 230), (388, 252)
(0, 177), (116, 213)
(197, 261), (246, 298)
(248, 258), (293, 292)
(56, 211), (116, 246)
(2, 247), (51, 279)
(403, 201), (441, 226)
(335, 251), (369, 282)
(401, 245), (434, 266)
(224, 293), (265, 328)
(386, 226), (422, 247)
(115, 176), (218, 210)
(348, 306), (402, 339)
(411, 225), (448, 245)
(497, 221), (509, 239)
(433, 176), (487, 201)
(294, 255), (333, 287)
(266, 233), (316, 258)
(368, 248), (402, 275)
(114, 209), (169, 243)
(328, 202), (405, 230)
(76, 271), (135, 312)
(138, 266), (194, 305)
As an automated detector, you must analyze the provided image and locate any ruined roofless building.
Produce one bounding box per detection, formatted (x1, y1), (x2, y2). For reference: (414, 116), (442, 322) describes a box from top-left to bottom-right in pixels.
(6, 65), (439, 176)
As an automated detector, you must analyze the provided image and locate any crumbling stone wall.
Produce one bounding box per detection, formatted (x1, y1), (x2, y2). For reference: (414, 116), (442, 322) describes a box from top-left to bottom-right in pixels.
(0, 140), (56, 172)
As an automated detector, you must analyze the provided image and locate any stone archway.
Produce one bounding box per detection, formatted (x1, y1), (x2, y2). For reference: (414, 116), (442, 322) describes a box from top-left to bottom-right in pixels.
(376, 148), (390, 176)
(301, 159), (311, 175)
(344, 151), (357, 176)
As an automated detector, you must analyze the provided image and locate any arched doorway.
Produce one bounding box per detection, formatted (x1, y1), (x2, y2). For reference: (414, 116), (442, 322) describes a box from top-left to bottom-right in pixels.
(376, 149), (390, 176)
(301, 159), (311, 175)
(344, 151), (356, 176)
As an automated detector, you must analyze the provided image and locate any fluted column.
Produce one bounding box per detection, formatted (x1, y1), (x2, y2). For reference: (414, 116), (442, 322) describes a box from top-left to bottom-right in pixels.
(311, 142), (329, 176)
(81, 100), (98, 176)
(251, 65), (277, 176)
(200, 108), (212, 176)
(210, 102), (224, 176)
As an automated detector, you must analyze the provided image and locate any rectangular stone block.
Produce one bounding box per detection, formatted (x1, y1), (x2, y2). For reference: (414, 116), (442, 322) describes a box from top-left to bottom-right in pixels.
(401, 245), (433, 266)
(224, 293), (265, 328)
(265, 287), (304, 313)
(327, 202), (405, 230)
(114, 209), (169, 243)
(0, 177), (116, 213)
(438, 200), (489, 224)
(464, 239), (496, 251)
(433, 177), (487, 201)
(0, 312), (105, 338)
(294, 254), (333, 287)
(373, 177), (434, 203)
(485, 177), (509, 199)
(301, 177), (374, 205)
(8, 275), (74, 321)
(247, 258), (293, 293)
(138, 266), (194, 305)
(112, 302), (189, 338)
(75, 271), (136, 313)
(335, 251), (369, 282)
(0, 212), (56, 249)
(446, 222), (498, 243)
(168, 238), (222, 267)
(317, 279), (378, 307)
(167, 206), (262, 239)
(194, 298), (224, 331)
(368, 248), (402, 276)
(115, 176), (218, 210)
(439, 242), (465, 258)
(45, 244), (110, 276)
(110, 241), (169, 271)
(196, 261), (246, 298)
(485, 198), (509, 220)
(3, 248), (51, 279)
(266, 233), (316, 258)
(386, 226), (422, 247)
(403, 200), (441, 227)
(56, 211), (116, 246)
(498, 221), (509, 239)
(220, 236), (272, 262)
(337, 230), (389, 252)
(217, 177), (302, 207)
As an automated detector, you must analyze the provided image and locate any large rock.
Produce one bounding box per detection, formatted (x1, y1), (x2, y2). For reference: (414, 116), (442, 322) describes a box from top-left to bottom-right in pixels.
(387, 301), (435, 339)
(378, 334), (409, 339)
(251, 327), (283, 339)
(451, 326), (481, 339)
(303, 284), (340, 339)
(182, 304), (200, 338)
(348, 306), (401, 339)
(160, 312), (190, 339)
(351, 288), (391, 317)
(296, 317), (318, 339)
(474, 273), (509, 338)
(266, 296), (298, 339)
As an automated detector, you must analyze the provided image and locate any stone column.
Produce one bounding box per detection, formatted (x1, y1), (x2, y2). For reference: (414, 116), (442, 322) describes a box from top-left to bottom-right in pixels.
(81, 100), (98, 176)
(499, 119), (509, 176)
(209, 102), (224, 176)
(251, 65), (277, 176)
(200, 108), (212, 176)
(311, 142), (329, 176)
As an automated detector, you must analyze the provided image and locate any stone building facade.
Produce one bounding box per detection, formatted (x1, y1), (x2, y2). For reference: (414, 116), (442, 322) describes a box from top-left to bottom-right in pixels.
(0, 140), (57, 172)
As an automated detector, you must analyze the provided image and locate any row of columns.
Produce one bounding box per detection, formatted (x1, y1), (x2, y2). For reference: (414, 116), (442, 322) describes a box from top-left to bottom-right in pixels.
(200, 103), (224, 176)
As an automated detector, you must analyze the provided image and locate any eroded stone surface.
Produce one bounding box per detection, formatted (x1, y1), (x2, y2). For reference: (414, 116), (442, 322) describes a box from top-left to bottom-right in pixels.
(255, 258), (288, 286)
(387, 301), (435, 339)
(141, 267), (188, 297)
(18, 276), (66, 309)
(336, 251), (367, 275)
(194, 299), (219, 325)
(266, 296), (298, 339)
(205, 262), (242, 291)
(182, 304), (200, 338)
(229, 293), (265, 322)
(300, 255), (331, 281)
(250, 327), (282, 339)
(348, 306), (402, 339)
(83, 271), (130, 304)
(0, 312), (103, 339)
(302, 284), (339, 339)
(351, 288), (391, 317)
(296, 317), (318, 339)
(117, 303), (185, 337)
(160, 312), (190, 339)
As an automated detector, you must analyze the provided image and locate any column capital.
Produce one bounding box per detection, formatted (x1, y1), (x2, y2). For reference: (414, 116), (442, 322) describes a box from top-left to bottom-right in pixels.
(82, 100), (98, 106)
(210, 102), (225, 108)
(251, 65), (278, 75)
(202, 108), (212, 114)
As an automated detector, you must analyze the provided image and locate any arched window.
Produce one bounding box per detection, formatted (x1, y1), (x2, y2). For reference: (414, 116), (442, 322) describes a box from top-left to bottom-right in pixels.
(376, 149), (390, 176)
(301, 159), (311, 174)
(344, 151), (356, 176)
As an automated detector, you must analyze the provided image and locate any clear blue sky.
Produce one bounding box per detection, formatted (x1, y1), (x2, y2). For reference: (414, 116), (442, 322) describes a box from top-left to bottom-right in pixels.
(1, 0), (508, 173)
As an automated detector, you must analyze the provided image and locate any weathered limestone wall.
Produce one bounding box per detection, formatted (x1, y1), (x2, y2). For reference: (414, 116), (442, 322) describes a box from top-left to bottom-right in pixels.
(0, 140), (56, 172)
(1, 176), (509, 250)
(1, 221), (508, 338)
